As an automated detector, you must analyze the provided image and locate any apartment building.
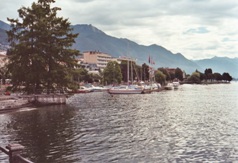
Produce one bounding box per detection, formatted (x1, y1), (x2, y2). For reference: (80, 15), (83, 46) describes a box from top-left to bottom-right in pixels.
(83, 51), (116, 70)
(117, 56), (136, 64)
(0, 51), (8, 68)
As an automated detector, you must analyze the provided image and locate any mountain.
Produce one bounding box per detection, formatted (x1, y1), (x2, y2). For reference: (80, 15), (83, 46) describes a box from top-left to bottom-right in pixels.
(0, 20), (9, 46)
(194, 57), (238, 78)
(0, 20), (236, 77)
(72, 24), (201, 74)
(0, 20), (10, 31)
(0, 28), (8, 43)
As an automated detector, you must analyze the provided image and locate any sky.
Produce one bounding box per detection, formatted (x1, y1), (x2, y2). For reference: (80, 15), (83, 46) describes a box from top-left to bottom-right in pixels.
(0, 0), (238, 60)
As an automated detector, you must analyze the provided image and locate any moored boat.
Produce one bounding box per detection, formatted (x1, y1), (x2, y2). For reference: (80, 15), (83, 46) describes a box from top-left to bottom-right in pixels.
(173, 81), (180, 89)
(141, 83), (161, 93)
(108, 85), (144, 94)
(90, 85), (109, 92)
(76, 86), (93, 93)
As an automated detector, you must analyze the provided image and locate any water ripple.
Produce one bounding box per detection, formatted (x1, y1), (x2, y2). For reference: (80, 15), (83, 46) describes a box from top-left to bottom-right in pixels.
(0, 83), (238, 162)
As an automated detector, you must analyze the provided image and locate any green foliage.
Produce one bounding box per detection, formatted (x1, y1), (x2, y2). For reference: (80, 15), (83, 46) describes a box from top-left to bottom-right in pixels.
(222, 72), (232, 82)
(187, 72), (201, 84)
(169, 72), (175, 81)
(203, 68), (232, 82)
(175, 68), (183, 81)
(158, 67), (171, 81)
(213, 72), (223, 81)
(120, 60), (128, 82)
(135, 64), (142, 81)
(142, 63), (149, 81)
(72, 68), (89, 82)
(0, 66), (10, 84)
(6, 0), (79, 94)
(155, 70), (166, 85)
(204, 68), (213, 81)
(120, 60), (142, 82)
(103, 61), (122, 85)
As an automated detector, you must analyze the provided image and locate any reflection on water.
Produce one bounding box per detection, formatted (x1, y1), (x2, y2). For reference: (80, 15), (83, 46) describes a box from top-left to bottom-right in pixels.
(0, 83), (238, 162)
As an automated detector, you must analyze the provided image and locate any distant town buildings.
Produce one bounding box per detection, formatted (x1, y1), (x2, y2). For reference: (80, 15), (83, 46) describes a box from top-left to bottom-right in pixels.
(81, 51), (138, 74)
(0, 51), (7, 68)
(117, 56), (136, 64)
(0, 50), (185, 79)
(83, 51), (117, 71)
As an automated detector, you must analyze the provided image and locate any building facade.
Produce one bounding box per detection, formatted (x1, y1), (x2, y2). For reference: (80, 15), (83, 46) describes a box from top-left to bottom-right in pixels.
(83, 51), (116, 70)
(0, 51), (8, 68)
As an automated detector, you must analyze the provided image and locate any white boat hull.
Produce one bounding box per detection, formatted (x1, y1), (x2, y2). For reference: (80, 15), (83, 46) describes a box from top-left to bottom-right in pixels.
(108, 87), (143, 94)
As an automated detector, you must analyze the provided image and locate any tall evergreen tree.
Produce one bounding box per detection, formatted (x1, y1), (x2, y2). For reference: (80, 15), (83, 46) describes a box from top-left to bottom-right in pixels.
(7, 0), (79, 94)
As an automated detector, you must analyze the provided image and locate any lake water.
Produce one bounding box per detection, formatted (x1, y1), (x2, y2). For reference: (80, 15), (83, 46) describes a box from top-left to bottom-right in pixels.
(0, 83), (238, 162)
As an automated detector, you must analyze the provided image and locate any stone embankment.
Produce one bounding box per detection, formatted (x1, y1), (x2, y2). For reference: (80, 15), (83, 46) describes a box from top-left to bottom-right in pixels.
(0, 94), (67, 113)
(0, 96), (30, 112)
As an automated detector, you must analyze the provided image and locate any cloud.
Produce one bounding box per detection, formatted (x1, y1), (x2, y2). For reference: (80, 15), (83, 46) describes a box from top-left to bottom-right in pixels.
(0, 0), (238, 59)
(184, 27), (210, 35)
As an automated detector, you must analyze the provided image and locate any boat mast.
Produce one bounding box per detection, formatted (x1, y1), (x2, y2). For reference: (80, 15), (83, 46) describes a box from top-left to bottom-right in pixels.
(127, 58), (129, 84)
(131, 58), (133, 84)
(126, 41), (129, 85)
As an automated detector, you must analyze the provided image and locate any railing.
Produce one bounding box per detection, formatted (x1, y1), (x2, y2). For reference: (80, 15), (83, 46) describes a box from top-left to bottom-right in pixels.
(0, 144), (33, 163)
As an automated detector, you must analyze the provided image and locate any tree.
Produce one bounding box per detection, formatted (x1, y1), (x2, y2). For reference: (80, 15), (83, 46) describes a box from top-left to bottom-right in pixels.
(7, 0), (79, 94)
(175, 68), (183, 81)
(72, 68), (89, 86)
(205, 68), (213, 81)
(158, 67), (171, 81)
(222, 72), (232, 82)
(89, 73), (102, 83)
(187, 72), (201, 84)
(213, 72), (223, 81)
(120, 60), (140, 82)
(120, 60), (128, 82)
(169, 71), (175, 81)
(103, 61), (122, 85)
(142, 63), (149, 81)
(135, 64), (142, 82)
(0, 66), (9, 85)
(154, 70), (166, 85)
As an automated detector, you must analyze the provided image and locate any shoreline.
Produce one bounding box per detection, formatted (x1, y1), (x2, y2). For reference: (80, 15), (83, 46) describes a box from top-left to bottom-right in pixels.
(0, 82), (233, 113)
(0, 95), (33, 114)
(180, 81), (231, 84)
(0, 94), (67, 114)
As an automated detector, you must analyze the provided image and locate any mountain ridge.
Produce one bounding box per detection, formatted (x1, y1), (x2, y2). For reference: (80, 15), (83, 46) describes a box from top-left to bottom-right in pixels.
(0, 20), (237, 78)
(194, 57), (238, 78)
(72, 23), (202, 74)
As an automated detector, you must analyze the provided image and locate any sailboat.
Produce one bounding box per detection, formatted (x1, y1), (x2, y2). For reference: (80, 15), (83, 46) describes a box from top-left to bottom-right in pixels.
(108, 57), (144, 94)
(108, 84), (144, 94)
(141, 55), (161, 93)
